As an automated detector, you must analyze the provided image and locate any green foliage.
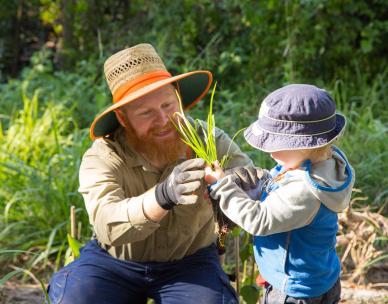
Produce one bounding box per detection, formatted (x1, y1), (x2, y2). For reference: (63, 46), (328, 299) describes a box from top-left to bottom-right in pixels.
(64, 234), (83, 266)
(0, 1), (387, 299)
(1, 0), (387, 83)
(172, 83), (240, 168)
(240, 284), (260, 304)
(1, 48), (108, 131)
(171, 85), (221, 166)
(0, 72), (92, 277)
(330, 66), (388, 205)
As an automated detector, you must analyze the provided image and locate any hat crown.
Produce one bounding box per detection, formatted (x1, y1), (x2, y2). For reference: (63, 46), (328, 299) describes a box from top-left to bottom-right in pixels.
(104, 43), (167, 97)
(244, 84), (346, 152)
(260, 84), (335, 122)
(255, 84), (339, 138)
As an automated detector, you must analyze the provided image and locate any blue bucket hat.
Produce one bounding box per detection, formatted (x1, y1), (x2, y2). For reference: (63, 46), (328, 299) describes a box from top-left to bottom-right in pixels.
(244, 84), (346, 152)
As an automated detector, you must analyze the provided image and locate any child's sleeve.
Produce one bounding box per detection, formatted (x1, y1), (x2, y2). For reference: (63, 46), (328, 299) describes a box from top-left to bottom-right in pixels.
(209, 175), (321, 236)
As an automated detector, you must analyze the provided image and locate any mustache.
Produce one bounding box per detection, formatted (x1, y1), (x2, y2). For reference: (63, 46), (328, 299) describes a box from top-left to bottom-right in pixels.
(150, 121), (176, 134)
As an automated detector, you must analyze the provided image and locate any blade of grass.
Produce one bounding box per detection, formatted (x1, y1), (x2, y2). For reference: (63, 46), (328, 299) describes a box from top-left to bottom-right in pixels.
(171, 84), (245, 169)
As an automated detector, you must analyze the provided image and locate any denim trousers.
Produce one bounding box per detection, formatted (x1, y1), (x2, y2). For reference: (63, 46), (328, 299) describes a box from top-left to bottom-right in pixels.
(262, 279), (341, 304)
(47, 239), (238, 304)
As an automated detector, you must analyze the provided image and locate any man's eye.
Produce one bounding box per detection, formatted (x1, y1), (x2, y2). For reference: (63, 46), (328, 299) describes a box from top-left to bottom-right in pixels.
(162, 102), (173, 108)
(139, 111), (151, 116)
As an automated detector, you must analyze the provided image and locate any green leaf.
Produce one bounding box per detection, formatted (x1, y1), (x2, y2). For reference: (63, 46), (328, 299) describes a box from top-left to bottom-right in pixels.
(240, 243), (253, 262)
(171, 83), (228, 166)
(231, 226), (242, 237)
(0, 269), (23, 285)
(64, 254), (75, 266)
(67, 233), (83, 258)
(363, 254), (388, 269)
(240, 284), (260, 304)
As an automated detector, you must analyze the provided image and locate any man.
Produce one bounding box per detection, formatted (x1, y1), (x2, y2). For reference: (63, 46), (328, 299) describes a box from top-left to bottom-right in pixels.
(47, 43), (252, 304)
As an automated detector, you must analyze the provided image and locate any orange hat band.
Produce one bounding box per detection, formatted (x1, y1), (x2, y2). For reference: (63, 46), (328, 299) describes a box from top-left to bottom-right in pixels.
(113, 70), (172, 103)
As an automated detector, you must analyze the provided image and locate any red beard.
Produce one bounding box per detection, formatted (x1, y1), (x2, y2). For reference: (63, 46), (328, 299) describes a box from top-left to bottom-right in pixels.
(124, 121), (187, 167)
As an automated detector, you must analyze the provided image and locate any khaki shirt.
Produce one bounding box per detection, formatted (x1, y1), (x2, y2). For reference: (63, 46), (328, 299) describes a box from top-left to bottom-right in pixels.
(79, 123), (252, 262)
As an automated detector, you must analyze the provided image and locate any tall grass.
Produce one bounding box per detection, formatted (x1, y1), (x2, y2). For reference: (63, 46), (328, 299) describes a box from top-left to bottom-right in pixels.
(331, 66), (388, 209)
(0, 82), (91, 280)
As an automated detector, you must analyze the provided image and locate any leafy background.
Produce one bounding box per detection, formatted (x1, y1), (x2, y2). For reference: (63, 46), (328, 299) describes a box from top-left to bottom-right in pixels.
(0, 1), (387, 303)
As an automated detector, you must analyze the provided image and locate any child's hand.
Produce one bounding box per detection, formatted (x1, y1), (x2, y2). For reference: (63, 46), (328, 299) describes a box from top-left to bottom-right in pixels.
(204, 160), (225, 185)
(233, 166), (266, 190)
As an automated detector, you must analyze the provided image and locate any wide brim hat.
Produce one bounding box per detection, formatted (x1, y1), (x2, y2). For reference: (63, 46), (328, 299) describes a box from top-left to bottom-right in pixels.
(90, 43), (212, 140)
(244, 84), (346, 152)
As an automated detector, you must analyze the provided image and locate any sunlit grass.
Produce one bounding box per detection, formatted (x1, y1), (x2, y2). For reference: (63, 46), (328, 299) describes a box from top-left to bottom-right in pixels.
(171, 84), (244, 168)
(171, 84), (226, 166)
(0, 84), (90, 281)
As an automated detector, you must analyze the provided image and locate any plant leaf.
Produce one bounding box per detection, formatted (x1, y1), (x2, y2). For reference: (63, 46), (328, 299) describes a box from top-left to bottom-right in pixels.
(67, 233), (83, 258)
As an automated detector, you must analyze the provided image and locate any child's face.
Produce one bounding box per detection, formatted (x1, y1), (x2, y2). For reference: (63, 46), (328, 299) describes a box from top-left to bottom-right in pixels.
(270, 150), (307, 169)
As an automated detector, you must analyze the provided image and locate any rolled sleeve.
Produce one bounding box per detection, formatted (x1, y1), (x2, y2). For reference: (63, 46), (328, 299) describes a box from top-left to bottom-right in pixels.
(79, 148), (159, 246)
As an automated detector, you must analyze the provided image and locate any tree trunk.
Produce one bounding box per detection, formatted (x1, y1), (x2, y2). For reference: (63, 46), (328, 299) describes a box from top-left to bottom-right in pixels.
(59, 0), (77, 69)
(11, 0), (23, 77)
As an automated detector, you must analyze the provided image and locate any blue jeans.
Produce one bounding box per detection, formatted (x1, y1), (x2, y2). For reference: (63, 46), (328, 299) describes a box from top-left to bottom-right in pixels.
(47, 240), (237, 304)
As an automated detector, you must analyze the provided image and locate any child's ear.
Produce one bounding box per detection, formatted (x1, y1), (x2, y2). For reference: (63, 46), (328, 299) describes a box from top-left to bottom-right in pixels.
(114, 109), (127, 128)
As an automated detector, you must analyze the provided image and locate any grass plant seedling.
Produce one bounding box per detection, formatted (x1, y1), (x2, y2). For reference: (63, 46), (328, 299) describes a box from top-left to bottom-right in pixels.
(171, 83), (244, 169)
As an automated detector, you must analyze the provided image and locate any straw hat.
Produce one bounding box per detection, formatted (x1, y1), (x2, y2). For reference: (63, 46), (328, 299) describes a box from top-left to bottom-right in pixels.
(90, 43), (213, 140)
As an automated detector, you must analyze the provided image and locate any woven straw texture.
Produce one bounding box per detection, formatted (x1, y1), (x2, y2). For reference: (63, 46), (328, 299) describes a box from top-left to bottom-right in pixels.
(104, 43), (167, 96)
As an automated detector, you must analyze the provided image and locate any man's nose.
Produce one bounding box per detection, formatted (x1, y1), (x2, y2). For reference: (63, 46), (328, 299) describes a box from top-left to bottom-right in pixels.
(155, 109), (170, 126)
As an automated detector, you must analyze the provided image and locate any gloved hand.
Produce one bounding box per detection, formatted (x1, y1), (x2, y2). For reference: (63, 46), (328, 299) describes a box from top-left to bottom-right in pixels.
(233, 166), (267, 191)
(155, 158), (206, 210)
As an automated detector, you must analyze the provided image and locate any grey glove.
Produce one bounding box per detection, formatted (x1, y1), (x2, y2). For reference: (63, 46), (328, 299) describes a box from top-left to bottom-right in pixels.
(155, 158), (205, 210)
(233, 166), (267, 191)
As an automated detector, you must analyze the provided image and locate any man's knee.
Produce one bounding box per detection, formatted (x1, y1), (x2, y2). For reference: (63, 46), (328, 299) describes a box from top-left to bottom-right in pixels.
(48, 265), (111, 304)
(47, 267), (78, 304)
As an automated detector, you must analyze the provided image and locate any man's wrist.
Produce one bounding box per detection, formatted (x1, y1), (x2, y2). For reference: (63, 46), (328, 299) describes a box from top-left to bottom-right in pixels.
(155, 182), (175, 210)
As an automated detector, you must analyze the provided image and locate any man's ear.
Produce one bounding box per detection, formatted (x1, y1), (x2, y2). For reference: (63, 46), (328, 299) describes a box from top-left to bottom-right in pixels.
(114, 109), (127, 128)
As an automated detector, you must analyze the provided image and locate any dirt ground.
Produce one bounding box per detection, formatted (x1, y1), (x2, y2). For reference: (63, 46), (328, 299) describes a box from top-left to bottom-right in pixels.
(0, 281), (387, 304)
(0, 283), (44, 304)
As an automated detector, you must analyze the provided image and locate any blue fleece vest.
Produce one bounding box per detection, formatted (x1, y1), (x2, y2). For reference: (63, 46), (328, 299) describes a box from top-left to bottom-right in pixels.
(254, 150), (352, 297)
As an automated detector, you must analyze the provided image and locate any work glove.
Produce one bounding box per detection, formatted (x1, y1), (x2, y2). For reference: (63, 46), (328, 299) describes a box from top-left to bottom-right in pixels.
(233, 166), (267, 190)
(155, 158), (205, 210)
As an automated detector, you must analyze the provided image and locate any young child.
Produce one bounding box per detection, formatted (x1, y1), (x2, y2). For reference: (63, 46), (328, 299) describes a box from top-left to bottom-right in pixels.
(205, 84), (355, 304)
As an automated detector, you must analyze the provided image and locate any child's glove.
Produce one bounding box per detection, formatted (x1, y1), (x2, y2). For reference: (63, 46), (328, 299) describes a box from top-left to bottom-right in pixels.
(233, 166), (267, 190)
(155, 158), (205, 210)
